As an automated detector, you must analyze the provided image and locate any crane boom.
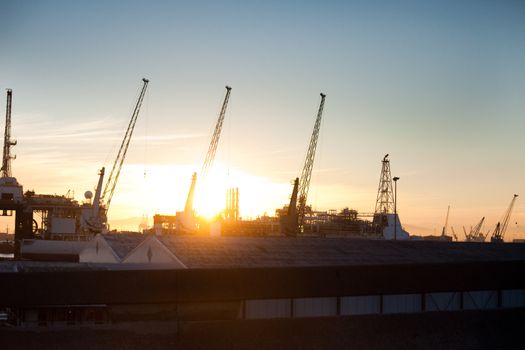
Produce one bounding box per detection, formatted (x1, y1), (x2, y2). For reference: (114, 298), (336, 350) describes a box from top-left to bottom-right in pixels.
(102, 78), (149, 211)
(441, 205), (450, 236)
(2, 89), (17, 178)
(468, 216), (485, 241)
(491, 194), (518, 243)
(201, 86), (232, 178)
(184, 86), (232, 219)
(297, 93), (326, 228)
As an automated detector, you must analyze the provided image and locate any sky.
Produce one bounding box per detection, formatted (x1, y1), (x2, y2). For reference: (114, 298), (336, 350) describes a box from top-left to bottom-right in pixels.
(1, 0), (524, 239)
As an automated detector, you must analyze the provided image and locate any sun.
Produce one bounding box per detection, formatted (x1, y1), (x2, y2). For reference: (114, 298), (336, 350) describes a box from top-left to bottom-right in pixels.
(106, 163), (292, 229)
(193, 164), (291, 220)
(193, 169), (231, 219)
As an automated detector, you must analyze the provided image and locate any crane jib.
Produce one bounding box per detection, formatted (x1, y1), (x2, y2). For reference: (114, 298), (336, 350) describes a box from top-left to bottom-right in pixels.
(102, 78), (149, 212)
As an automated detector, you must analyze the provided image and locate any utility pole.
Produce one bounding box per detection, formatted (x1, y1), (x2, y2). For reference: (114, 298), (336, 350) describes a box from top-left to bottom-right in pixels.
(393, 176), (399, 240)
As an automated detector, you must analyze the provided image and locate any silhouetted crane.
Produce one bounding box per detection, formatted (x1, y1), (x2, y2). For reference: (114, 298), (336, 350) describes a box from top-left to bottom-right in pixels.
(491, 194), (518, 243)
(102, 78), (149, 212)
(281, 93), (326, 235)
(441, 205), (450, 237)
(466, 217), (486, 242)
(182, 86), (232, 226)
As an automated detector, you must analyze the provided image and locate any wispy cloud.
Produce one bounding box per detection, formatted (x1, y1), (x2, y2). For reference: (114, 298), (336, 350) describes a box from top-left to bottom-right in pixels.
(15, 114), (122, 142)
(133, 133), (206, 142)
(14, 113), (206, 146)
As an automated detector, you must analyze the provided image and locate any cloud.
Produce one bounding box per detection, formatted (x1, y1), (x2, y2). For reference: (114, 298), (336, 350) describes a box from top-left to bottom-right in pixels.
(14, 113), (206, 147)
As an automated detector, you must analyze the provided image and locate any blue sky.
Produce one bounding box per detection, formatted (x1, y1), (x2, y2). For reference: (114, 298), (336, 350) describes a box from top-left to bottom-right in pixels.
(1, 0), (524, 237)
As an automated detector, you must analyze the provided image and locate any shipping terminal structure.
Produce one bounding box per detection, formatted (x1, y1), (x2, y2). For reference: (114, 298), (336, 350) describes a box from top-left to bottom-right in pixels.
(1, 83), (525, 349)
(0, 82), (521, 258)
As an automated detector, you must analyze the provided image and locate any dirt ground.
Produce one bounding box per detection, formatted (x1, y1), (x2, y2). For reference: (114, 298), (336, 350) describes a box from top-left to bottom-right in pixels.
(1, 309), (524, 350)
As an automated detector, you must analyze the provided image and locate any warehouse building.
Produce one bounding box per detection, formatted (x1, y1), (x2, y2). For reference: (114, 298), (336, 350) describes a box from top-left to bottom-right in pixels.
(1, 238), (524, 348)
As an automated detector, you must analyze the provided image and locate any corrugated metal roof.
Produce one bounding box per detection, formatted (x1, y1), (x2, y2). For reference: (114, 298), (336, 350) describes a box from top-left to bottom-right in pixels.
(102, 233), (147, 260)
(2, 236), (525, 271)
(156, 236), (525, 269)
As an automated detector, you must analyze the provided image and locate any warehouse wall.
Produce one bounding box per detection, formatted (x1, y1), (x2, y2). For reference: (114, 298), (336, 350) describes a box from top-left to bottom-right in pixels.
(243, 289), (525, 320)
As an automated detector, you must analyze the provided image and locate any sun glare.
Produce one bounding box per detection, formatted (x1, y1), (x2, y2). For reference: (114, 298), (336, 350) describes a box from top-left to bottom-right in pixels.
(108, 163), (291, 226)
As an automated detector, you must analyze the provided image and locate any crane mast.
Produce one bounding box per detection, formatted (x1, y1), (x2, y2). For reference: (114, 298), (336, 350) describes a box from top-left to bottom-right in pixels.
(297, 93), (326, 229)
(280, 178), (299, 236)
(491, 194), (518, 243)
(102, 78), (149, 211)
(2, 89), (17, 178)
(184, 172), (197, 214)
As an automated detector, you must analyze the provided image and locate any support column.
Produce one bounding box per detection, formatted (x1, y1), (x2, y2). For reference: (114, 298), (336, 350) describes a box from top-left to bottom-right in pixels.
(14, 207), (33, 259)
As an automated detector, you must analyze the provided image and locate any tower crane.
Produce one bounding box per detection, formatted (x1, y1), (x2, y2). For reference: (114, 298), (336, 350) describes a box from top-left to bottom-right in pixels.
(2, 89), (17, 178)
(102, 78), (149, 213)
(280, 93), (326, 235)
(182, 86), (232, 226)
(490, 194), (518, 243)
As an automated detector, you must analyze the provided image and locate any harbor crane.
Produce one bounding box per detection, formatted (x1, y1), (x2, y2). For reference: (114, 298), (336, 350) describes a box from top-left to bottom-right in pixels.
(466, 217), (486, 242)
(200, 86), (232, 180)
(490, 194), (518, 243)
(450, 226), (458, 241)
(441, 205), (450, 237)
(182, 86), (232, 227)
(102, 78), (149, 213)
(281, 93), (326, 236)
(281, 178), (299, 236)
(2, 89), (16, 178)
(83, 167), (106, 233)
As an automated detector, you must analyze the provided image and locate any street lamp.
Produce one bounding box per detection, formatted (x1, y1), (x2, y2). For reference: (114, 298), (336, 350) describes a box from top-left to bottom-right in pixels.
(393, 177), (400, 240)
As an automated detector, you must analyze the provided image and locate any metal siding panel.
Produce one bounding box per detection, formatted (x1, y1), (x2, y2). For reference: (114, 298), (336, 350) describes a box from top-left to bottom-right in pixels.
(502, 289), (525, 308)
(383, 294), (422, 314)
(463, 290), (498, 310)
(425, 292), (461, 311)
(340, 295), (381, 315)
(244, 299), (291, 319)
(293, 297), (337, 318)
